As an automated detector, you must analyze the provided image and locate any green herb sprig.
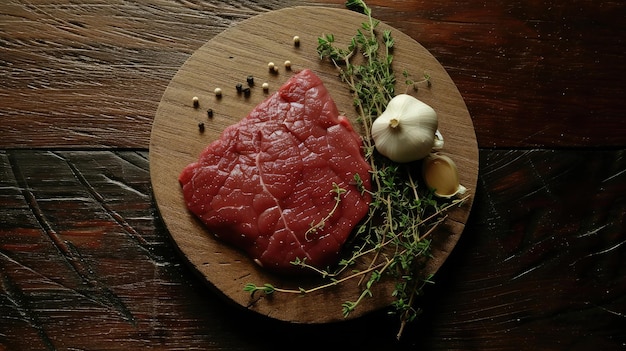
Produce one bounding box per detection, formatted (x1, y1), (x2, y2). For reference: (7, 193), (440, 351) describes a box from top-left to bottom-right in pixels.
(304, 183), (346, 241)
(245, 0), (468, 339)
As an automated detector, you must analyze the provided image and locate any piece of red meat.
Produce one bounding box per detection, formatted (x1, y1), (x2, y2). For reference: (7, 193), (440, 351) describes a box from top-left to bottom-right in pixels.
(179, 69), (371, 274)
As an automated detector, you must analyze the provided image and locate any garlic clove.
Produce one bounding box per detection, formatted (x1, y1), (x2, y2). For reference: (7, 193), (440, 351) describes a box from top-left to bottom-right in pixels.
(422, 153), (466, 198)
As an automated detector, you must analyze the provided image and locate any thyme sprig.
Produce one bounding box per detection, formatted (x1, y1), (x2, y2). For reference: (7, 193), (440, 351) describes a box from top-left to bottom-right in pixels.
(245, 0), (467, 339)
(305, 183), (346, 241)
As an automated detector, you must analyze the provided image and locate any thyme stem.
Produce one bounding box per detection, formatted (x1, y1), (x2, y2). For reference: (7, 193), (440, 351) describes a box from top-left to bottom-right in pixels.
(245, 0), (468, 340)
(304, 183), (346, 241)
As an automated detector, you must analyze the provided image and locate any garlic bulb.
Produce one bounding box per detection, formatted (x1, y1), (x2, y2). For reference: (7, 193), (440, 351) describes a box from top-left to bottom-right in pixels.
(422, 153), (466, 198)
(372, 94), (442, 163)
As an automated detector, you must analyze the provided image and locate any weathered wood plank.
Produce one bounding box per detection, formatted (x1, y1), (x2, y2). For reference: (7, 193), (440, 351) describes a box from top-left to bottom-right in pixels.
(317, 0), (626, 148)
(410, 149), (626, 349)
(0, 0), (307, 149)
(1, 149), (624, 349)
(1, 0), (624, 149)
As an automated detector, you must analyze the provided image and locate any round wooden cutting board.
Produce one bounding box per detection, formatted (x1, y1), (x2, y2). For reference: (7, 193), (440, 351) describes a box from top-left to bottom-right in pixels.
(150, 6), (478, 324)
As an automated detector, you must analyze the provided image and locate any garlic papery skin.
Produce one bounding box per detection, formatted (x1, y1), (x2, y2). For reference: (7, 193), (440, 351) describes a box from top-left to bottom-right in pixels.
(372, 94), (440, 163)
(433, 130), (444, 150)
(422, 153), (466, 198)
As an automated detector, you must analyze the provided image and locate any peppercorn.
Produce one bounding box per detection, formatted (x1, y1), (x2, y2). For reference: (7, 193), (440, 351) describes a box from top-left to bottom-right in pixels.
(243, 87), (251, 97)
(192, 96), (199, 108)
(236, 83), (243, 94)
(214, 87), (222, 97)
(198, 122), (205, 132)
(293, 35), (300, 47)
(207, 109), (213, 118)
(246, 75), (254, 86)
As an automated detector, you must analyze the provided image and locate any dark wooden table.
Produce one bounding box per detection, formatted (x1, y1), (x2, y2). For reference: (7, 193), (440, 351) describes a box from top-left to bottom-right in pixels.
(2, 1), (625, 350)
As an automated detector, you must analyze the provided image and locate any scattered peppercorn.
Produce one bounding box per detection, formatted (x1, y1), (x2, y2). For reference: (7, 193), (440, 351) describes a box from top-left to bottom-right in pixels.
(214, 87), (222, 97)
(192, 96), (199, 108)
(198, 122), (205, 132)
(262, 82), (269, 91)
(236, 83), (243, 93)
(243, 87), (251, 97)
(284, 60), (292, 70)
(293, 35), (300, 47)
(207, 109), (213, 118)
(246, 75), (254, 86)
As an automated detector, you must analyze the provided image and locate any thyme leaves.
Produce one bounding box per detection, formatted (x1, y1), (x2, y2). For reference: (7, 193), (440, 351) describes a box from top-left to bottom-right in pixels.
(304, 183), (347, 241)
(245, 0), (466, 339)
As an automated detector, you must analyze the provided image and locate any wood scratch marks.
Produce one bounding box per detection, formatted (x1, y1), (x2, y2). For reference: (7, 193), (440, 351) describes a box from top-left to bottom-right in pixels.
(6, 150), (136, 324)
(477, 149), (626, 284)
(103, 175), (149, 198)
(595, 304), (626, 318)
(56, 151), (158, 257)
(569, 238), (626, 267)
(0, 269), (56, 351)
(602, 165), (626, 183)
(510, 261), (545, 281)
(0, 249), (127, 311)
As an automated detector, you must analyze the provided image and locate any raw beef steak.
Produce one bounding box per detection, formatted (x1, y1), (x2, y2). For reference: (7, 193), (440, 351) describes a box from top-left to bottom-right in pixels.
(179, 69), (371, 274)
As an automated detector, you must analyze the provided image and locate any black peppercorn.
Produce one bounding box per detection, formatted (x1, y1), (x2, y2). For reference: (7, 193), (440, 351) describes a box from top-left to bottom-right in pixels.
(236, 83), (243, 93)
(198, 122), (205, 132)
(246, 75), (254, 86)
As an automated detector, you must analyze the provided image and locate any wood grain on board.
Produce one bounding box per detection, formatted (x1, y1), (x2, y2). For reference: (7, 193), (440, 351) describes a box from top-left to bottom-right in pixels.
(149, 6), (478, 323)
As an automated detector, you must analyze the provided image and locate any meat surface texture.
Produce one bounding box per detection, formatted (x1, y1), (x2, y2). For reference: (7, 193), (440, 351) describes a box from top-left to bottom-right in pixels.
(179, 69), (372, 274)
